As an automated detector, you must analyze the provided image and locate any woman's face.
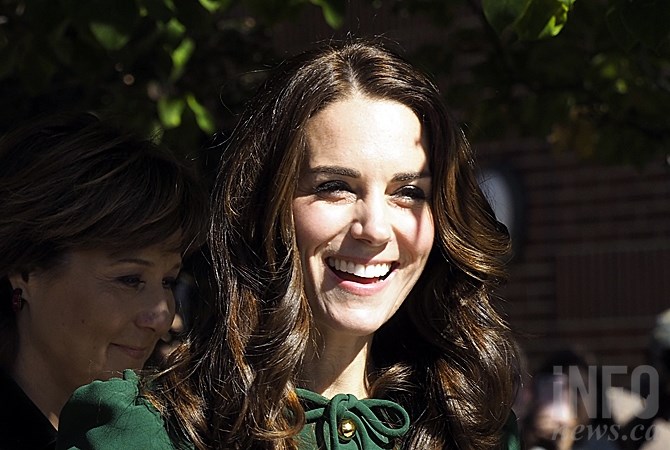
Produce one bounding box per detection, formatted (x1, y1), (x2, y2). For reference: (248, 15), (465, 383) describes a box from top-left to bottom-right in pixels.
(293, 94), (435, 338)
(12, 242), (181, 391)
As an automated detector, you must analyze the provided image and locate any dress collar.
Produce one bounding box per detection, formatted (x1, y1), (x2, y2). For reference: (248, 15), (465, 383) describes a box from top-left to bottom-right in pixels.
(296, 388), (410, 450)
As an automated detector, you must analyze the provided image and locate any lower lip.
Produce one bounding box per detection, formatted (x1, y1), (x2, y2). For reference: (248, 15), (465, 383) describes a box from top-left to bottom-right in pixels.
(325, 265), (395, 296)
(111, 344), (148, 361)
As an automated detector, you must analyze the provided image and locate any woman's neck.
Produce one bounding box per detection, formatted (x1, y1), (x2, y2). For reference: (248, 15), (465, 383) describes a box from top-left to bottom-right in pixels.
(300, 330), (373, 399)
(12, 349), (70, 429)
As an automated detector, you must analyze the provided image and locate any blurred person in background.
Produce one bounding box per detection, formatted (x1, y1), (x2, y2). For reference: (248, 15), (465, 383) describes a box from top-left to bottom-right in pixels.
(608, 309), (670, 450)
(523, 348), (619, 450)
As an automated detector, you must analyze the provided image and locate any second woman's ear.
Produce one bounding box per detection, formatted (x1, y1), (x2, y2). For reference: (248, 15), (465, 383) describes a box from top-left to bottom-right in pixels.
(8, 270), (32, 299)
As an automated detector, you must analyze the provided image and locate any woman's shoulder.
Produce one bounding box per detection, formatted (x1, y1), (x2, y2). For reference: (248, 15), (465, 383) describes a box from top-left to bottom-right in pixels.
(56, 369), (180, 450)
(0, 369), (57, 449)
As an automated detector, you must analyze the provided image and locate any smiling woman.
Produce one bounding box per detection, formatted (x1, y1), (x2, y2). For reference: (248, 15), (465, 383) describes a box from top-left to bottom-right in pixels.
(0, 113), (207, 449)
(202, 38), (520, 450)
(293, 96), (434, 349)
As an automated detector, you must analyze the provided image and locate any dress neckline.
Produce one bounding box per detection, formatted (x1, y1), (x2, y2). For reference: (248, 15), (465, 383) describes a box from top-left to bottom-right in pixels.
(296, 388), (410, 450)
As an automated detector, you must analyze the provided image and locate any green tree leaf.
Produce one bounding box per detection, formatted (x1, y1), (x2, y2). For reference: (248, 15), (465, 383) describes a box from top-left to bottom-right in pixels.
(186, 93), (215, 134)
(198, 0), (232, 13)
(514, 0), (576, 40)
(482, 0), (528, 35)
(483, 0), (575, 40)
(90, 22), (131, 50)
(309, 0), (345, 29)
(72, 0), (140, 50)
(170, 37), (195, 81)
(157, 96), (186, 128)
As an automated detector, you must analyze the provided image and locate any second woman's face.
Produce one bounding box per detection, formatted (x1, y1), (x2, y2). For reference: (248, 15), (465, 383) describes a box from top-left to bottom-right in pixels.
(293, 94), (435, 338)
(13, 242), (181, 392)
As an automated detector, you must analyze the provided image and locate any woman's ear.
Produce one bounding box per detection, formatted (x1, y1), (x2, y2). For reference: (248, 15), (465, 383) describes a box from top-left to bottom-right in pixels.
(8, 270), (32, 298)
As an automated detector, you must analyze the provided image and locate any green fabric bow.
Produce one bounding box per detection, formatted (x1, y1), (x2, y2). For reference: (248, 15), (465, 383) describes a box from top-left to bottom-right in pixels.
(296, 388), (410, 450)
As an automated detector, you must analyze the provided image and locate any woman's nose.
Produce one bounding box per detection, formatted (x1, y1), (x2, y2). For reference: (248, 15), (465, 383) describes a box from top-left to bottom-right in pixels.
(136, 287), (175, 334)
(349, 195), (392, 246)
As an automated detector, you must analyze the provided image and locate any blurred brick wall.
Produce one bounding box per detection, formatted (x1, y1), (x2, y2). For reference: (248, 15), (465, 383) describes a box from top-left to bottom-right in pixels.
(478, 139), (670, 381)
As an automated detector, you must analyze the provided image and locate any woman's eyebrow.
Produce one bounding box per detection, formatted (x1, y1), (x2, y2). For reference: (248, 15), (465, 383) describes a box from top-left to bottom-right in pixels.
(308, 167), (431, 182)
(309, 165), (360, 178)
(110, 258), (182, 272)
(393, 171), (431, 182)
(111, 257), (154, 267)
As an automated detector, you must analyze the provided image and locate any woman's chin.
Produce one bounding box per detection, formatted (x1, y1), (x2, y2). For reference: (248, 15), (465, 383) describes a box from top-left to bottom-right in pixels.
(315, 313), (386, 339)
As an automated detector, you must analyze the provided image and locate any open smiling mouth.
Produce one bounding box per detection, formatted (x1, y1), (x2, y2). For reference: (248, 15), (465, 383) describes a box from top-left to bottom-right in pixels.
(326, 257), (396, 284)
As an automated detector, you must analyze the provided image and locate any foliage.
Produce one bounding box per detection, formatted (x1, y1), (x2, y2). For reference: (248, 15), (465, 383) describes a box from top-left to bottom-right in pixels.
(483, 0), (576, 40)
(410, 0), (670, 165)
(0, 0), (668, 166)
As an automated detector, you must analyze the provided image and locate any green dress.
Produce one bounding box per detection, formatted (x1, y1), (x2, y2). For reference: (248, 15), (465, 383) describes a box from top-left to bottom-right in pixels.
(57, 370), (520, 450)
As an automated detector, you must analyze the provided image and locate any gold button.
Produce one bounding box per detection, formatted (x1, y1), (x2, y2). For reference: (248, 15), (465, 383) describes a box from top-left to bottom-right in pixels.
(338, 418), (356, 440)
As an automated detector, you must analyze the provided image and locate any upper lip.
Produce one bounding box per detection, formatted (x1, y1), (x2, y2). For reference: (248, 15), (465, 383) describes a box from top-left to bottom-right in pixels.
(113, 343), (150, 352)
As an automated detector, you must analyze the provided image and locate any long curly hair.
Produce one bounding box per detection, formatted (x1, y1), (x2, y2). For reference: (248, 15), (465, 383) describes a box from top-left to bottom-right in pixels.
(154, 38), (519, 450)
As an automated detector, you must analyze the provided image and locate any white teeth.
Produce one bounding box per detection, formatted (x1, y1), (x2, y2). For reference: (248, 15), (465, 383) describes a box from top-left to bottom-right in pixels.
(364, 265), (377, 278)
(327, 258), (392, 279)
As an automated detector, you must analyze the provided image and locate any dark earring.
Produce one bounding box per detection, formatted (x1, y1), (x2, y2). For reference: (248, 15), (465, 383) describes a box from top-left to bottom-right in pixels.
(11, 288), (25, 313)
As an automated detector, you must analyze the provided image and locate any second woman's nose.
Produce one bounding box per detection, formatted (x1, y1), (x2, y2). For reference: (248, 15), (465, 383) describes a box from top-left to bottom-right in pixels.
(135, 287), (175, 335)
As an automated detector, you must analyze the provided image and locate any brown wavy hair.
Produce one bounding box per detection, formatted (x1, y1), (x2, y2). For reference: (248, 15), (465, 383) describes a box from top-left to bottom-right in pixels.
(155, 38), (519, 450)
(0, 112), (208, 368)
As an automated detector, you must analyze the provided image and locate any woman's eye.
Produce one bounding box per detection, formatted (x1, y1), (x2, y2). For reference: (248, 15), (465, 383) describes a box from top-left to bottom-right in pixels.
(314, 180), (352, 196)
(162, 277), (178, 290)
(395, 185), (427, 201)
(118, 276), (144, 288)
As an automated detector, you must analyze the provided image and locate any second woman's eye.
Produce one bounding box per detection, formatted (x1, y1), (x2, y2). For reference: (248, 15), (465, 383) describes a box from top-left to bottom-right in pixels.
(162, 277), (178, 290)
(117, 275), (144, 288)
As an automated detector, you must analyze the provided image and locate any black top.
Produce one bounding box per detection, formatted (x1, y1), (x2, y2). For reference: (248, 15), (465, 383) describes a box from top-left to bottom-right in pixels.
(0, 369), (57, 450)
